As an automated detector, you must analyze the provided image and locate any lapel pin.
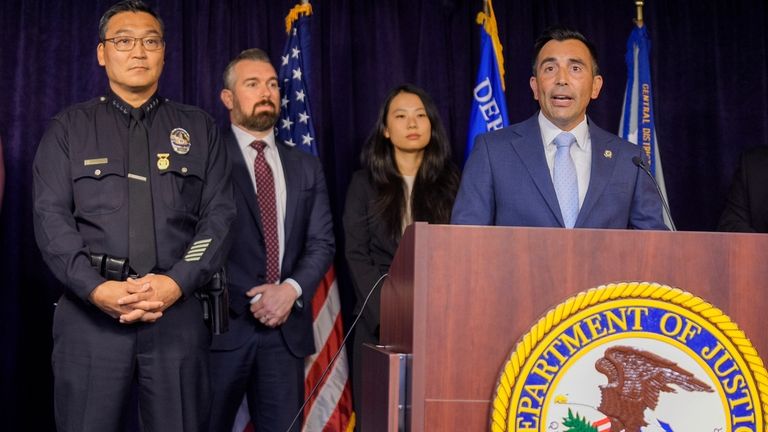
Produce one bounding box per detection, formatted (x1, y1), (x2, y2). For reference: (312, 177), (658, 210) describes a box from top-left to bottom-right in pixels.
(604, 150), (613, 159)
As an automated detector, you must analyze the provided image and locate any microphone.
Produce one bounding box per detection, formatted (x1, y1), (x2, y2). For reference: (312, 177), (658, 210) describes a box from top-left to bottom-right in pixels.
(632, 155), (676, 231)
(284, 272), (390, 432)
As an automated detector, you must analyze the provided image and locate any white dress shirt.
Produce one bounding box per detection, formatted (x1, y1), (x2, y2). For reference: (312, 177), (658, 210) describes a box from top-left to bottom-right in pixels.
(538, 112), (592, 209)
(232, 124), (302, 296)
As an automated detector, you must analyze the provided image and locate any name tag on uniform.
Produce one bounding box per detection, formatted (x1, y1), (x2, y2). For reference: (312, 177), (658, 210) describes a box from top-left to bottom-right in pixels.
(83, 158), (108, 166)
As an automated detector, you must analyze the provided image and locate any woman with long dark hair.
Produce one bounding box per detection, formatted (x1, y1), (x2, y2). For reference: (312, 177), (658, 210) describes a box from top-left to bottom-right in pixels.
(343, 84), (459, 424)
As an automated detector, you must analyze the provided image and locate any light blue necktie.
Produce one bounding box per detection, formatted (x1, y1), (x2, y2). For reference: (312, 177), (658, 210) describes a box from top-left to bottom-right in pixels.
(553, 132), (579, 228)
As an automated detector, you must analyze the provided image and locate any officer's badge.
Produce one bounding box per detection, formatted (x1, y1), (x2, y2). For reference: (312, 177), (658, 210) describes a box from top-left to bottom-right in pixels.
(156, 153), (170, 170)
(169, 128), (191, 154)
(491, 282), (768, 432)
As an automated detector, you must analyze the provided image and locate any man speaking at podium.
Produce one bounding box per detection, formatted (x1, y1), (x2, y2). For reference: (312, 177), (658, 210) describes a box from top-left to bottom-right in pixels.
(452, 26), (666, 230)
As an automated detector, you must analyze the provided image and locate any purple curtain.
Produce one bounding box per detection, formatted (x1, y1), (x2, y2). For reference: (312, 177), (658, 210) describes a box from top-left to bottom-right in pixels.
(1, 0), (767, 427)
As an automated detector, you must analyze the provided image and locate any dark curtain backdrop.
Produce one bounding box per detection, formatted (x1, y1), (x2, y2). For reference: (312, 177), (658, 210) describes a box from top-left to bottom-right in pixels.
(1, 0), (767, 428)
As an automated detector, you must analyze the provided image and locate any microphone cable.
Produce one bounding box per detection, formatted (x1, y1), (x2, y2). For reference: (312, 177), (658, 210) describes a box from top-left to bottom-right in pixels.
(632, 155), (677, 231)
(285, 272), (390, 432)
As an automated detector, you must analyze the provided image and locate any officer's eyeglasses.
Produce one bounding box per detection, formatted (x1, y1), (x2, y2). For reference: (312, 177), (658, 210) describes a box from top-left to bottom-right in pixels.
(102, 36), (165, 52)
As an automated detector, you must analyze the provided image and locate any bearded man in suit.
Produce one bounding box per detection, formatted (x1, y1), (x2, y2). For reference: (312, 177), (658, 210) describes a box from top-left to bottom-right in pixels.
(209, 48), (334, 432)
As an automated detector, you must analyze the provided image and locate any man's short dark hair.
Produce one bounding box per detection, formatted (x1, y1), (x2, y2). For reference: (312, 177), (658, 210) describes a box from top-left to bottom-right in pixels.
(222, 48), (272, 90)
(532, 26), (600, 76)
(99, 0), (164, 41)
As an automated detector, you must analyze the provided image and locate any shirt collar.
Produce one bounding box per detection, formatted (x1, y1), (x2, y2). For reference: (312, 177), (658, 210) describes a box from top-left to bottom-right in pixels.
(538, 112), (590, 151)
(107, 90), (162, 126)
(231, 124), (276, 152)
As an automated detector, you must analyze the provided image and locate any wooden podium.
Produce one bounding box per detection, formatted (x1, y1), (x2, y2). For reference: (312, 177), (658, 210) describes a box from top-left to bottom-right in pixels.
(361, 223), (768, 431)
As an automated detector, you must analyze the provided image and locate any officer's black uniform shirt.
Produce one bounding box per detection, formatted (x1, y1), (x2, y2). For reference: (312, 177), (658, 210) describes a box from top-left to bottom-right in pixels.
(33, 90), (236, 301)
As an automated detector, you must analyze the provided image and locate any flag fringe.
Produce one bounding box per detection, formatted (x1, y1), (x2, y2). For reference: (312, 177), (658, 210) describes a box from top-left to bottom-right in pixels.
(475, 0), (505, 91)
(285, 3), (313, 34)
(346, 413), (356, 432)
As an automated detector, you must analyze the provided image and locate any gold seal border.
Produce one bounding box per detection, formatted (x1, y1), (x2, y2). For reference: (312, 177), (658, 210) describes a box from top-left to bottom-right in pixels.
(489, 281), (768, 432)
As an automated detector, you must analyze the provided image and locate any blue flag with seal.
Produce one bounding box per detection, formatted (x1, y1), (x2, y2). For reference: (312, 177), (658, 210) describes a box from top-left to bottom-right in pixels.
(276, 3), (317, 156)
(619, 24), (671, 226)
(466, 0), (509, 162)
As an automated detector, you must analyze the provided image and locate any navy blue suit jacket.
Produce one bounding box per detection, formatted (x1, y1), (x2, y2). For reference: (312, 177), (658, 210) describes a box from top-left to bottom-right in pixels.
(211, 129), (334, 356)
(451, 114), (667, 229)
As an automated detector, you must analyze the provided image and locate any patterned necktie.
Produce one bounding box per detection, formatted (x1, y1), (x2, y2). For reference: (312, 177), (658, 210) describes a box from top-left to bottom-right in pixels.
(127, 108), (157, 274)
(251, 140), (280, 283)
(553, 132), (579, 228)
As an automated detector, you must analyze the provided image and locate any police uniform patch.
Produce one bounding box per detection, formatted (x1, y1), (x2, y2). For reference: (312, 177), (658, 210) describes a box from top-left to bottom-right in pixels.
(169, 128), (191, 154)
(491, 282), (768, 432)
(184, 238), (212, 262)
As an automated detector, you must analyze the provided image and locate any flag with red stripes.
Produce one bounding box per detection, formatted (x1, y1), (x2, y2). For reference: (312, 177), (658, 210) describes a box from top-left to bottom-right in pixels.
(592, 416), (612, 432)
(302, 268), (355, 431)
(231, 269), (355, 432)
(232, 2), (355, 431)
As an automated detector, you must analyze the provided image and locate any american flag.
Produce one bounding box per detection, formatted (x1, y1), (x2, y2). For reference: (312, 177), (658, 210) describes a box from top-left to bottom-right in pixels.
(592, 416), (612, 432)
(232, 2), (355, 431)
(276, 3), (317, 154)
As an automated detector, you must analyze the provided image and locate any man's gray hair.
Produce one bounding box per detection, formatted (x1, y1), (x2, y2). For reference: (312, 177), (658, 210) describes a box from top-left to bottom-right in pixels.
(223, 48), (272, 89)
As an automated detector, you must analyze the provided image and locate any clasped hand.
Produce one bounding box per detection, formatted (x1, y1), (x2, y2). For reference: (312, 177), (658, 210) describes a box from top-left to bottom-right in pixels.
(89, 274), (182, 324)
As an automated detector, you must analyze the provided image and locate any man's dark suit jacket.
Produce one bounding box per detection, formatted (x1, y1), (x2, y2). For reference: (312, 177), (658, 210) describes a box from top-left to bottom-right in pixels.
(451, 114), (667, 230)
(719, 146), (768, 233)
(211, 129), (334, 357)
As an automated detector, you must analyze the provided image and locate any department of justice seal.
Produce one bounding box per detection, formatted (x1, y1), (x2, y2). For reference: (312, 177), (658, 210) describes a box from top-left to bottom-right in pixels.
(491, 282), (768, 432)
(169, 128), (191, 154)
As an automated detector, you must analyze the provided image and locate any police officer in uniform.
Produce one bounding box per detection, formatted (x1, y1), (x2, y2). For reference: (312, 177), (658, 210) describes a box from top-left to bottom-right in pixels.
(32, 1), (235, 431)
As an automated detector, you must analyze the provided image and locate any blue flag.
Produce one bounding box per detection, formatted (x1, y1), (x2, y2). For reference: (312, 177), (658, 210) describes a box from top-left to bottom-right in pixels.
(276, 5), (317, 156)
(466, 0), (509, 162)
(619, 25), (668, 196)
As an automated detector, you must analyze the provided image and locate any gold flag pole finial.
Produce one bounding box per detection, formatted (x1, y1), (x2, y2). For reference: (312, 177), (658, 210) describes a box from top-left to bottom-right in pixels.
(634, 0), (644, 27)
(483, 0), (489, 15)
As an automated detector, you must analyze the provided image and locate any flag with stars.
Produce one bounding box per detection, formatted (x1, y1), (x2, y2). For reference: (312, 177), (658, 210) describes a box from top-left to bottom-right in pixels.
(276, 3), (316, 154)
(232, 3), (356, 432)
